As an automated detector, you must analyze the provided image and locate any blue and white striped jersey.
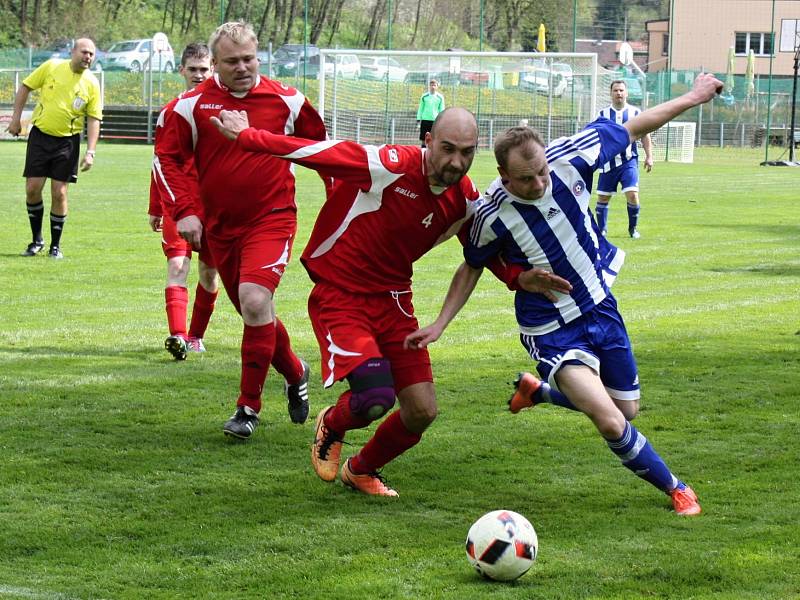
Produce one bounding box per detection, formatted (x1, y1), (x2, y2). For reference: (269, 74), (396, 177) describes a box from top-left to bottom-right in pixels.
(597, 104), (641, 172)
(465, 119), (629, 335)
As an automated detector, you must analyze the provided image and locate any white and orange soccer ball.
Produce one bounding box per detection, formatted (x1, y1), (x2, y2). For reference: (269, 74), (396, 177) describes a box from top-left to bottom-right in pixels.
(465, 509), (538, 581)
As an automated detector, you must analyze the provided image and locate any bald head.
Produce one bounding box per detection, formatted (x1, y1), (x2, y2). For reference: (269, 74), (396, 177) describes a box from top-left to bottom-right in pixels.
(430, 107), (478, 144)
(70, 38), (96, 73)
(425, 107), (478, 188)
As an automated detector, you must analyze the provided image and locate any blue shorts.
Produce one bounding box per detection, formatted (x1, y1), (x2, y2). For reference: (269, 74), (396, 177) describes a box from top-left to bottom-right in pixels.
(597, 159), (639, 196)
(520, 295), (640, 401)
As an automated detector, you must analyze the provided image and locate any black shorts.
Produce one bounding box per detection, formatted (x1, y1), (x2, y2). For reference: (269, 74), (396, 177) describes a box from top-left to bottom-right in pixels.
(419, 119), (434, 141)
(23, 126), (81, 183)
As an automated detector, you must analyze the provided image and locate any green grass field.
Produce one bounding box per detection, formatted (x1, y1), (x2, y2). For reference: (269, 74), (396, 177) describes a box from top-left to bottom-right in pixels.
(0, 141), (798, 599)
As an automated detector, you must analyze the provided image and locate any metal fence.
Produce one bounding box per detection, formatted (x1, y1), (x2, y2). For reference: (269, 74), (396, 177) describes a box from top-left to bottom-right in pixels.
(2, 48), (797, 156)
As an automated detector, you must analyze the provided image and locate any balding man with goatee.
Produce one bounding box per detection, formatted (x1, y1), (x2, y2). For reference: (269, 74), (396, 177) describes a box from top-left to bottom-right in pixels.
(7, 38), (102, 259)
(211, 106), (566, 496)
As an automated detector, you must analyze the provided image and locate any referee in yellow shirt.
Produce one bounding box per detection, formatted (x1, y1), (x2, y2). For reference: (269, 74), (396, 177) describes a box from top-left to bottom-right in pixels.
(6, 38), (103, 259)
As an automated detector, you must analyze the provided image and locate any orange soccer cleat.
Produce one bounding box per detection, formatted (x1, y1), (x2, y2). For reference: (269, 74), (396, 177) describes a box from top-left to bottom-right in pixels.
(311, 406), (343, 482)
(340, 459), (398, 497)
(670, 485), (702, 516)
(508, 372), (543, 414)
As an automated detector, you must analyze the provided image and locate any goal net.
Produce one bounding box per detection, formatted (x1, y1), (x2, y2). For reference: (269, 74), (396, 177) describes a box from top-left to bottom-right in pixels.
(648, 122), (696, 163)
(314, 50), (600, 150)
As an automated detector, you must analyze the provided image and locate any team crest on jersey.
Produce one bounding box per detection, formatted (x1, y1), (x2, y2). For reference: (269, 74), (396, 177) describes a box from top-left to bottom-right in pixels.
(388, 148), (399, 163)
(572, 180), (586, 195)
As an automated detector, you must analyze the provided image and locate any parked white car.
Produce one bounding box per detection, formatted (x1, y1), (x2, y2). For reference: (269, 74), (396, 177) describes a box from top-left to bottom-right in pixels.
(550, 62), (574, 84)
(322, 54), (361, 79)
(519, 68), (567, 97)
(360, 56), (408, 82)
(105, 39), (175, 73)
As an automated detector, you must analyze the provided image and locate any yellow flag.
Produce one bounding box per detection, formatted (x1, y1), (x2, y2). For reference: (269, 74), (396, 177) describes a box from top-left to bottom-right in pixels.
(537, 23), (546, 52)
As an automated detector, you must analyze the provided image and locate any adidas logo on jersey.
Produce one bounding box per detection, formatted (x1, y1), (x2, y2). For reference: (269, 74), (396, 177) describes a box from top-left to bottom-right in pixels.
(545, 207), (561, 220)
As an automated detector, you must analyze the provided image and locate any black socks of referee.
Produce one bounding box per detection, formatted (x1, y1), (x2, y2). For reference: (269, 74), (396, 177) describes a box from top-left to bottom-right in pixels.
(25, 202), (67, 248)
(26, 202), (44, 244)
(50, 212), (67, 248)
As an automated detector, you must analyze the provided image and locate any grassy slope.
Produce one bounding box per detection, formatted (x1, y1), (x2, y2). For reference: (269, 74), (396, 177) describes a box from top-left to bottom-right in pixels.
(0, 142), (797, 599)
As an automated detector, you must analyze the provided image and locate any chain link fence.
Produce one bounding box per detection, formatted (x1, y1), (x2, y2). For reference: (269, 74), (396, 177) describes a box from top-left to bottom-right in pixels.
(2, 47), (797, 156)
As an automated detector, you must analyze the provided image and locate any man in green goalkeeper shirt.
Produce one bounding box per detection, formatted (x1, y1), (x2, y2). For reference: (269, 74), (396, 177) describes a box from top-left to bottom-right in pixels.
(416, 79), (444, 147)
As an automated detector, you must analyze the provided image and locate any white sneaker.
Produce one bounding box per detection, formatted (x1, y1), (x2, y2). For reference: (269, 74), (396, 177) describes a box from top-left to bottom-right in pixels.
(187, 337), (206, 353)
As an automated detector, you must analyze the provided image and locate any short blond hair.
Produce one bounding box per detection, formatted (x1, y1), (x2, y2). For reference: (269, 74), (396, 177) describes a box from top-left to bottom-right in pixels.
(209, 22), (258, 56)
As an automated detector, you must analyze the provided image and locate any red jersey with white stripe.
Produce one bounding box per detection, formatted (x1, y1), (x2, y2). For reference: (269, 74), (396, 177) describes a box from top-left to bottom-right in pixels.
(150, 96), (201, 219)
(237, 129), (480, 293)
(154, 74), (327, 238)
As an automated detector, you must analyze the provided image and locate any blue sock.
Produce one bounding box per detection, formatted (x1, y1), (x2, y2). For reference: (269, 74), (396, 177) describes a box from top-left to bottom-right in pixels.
(595, 203), (609, 232)
(606, 422), (678, 493)
(627, 203), (640, 232)
(534, 382), (579, 411)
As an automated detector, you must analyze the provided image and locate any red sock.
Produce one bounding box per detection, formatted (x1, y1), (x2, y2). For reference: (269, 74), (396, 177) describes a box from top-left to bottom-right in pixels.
(188, 283), (218, 339)
(350, 410), (421, 474)
(165, 286), (188, 337)
(270, 318), (304, 383)
(237, 322), (276, 413)
(325, 390), (372, 435)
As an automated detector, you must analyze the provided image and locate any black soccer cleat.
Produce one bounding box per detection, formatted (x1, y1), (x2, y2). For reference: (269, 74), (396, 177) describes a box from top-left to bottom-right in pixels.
(47, 245), (64, 259)
(285, 358), (311, 424)
(164, 335), (188, 361)
(21, 241), (45, 256)
(223, 405), (260, 439)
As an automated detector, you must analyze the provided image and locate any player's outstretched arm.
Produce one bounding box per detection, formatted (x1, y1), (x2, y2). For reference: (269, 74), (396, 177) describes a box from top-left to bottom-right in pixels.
(404, 262), (484, 350)
(215, 109), (376, 188)
(625, 73), (722, 142)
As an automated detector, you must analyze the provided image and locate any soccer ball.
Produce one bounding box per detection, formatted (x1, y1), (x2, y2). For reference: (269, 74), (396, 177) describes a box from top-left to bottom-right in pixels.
(465, 510), (538, 582)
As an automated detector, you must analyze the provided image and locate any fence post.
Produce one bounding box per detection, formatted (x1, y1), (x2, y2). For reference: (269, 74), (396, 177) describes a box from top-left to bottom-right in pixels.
(356, 117), (361, 144)
(488, 119), (494, 151)
(720, 122), (724, 148)
(390, 118), (396, 145)
(697, 102), (702, 147)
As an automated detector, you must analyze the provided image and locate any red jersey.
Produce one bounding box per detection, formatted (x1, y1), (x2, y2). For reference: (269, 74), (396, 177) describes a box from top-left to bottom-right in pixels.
(149, 96), (201, 219)
(155, 74), (327, 238)
(237, 129), (480, 293)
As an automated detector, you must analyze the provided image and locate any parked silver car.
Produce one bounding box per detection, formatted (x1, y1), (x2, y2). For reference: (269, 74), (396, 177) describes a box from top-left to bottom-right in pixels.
(104, 39), (175, 73)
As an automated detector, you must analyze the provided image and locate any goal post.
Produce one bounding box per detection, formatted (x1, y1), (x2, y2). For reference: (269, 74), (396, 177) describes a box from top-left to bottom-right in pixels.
(649, 122), (696, 163)
(315, 49), (599, 149)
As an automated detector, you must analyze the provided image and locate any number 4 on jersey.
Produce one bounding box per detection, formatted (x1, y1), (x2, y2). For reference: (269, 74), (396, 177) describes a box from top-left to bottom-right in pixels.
(421, 212), (433, 228)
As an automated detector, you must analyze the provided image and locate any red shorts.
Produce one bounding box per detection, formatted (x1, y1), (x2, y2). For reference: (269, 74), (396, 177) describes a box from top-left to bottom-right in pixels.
(207, 209), (297, 313)
(160, 213), (215, 266)
(308, 281), (433, 393)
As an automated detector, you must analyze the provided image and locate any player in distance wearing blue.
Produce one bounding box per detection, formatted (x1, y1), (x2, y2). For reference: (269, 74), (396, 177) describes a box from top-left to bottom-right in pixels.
(595, 79), (654, 239)
(405, 72), (724, 516)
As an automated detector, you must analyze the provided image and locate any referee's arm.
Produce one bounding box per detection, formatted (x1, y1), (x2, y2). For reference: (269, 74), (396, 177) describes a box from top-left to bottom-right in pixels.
(81, 117), (101, 171)
(6, 84), (33, 137)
